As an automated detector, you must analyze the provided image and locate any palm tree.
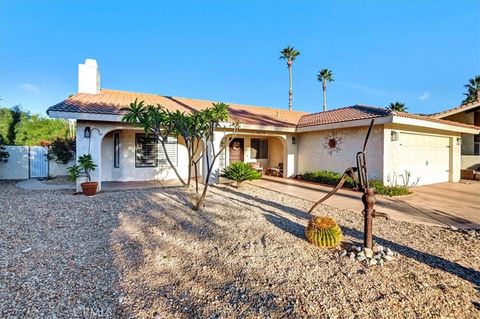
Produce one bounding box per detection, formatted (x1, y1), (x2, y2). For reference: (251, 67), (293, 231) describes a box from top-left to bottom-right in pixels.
(388, 102), (407, 112)
(317, 69), (334, 111)
(279, 46), (300, 111)
(462, 75), (480, 104)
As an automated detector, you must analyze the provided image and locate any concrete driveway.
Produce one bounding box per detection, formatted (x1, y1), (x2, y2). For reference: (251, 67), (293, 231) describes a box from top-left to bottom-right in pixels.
(250, 177), (480, 229)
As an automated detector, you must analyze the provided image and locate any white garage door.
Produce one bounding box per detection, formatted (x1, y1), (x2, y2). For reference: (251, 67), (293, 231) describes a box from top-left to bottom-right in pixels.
(398, 133), (450, 186)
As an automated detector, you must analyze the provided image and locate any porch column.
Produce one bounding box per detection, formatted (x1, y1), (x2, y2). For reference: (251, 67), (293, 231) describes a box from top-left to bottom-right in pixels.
(285, 134), (298, 178)
(75, 122), (103, 192)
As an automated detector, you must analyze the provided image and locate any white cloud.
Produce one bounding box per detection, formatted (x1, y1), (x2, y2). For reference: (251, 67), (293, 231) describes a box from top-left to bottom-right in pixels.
(418, 91), (430, 101)
(19, 83), (41, 93)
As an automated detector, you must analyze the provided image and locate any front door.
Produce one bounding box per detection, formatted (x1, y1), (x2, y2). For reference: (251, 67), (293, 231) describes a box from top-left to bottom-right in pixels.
(229, 138), (244, 163)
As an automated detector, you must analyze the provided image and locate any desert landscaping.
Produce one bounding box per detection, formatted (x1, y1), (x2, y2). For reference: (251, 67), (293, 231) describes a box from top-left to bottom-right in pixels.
(1, 180), (478, 318)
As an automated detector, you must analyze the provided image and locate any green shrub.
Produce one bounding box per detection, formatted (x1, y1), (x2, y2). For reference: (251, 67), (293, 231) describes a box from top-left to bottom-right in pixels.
(48, 137), (75, 164)
(222, 162), (262, 188)
(301, 170), (356, 188)
(300, 170), (411, 197)
(369, 180), (411, 196)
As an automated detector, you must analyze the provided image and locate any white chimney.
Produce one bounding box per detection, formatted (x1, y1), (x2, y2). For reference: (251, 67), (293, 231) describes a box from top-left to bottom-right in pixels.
(78, 58), (100, 94)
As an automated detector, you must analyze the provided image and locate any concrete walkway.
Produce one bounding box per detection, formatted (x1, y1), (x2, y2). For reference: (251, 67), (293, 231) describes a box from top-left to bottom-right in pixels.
(249, 176), (480, 229)
(16, 179), (76, 190)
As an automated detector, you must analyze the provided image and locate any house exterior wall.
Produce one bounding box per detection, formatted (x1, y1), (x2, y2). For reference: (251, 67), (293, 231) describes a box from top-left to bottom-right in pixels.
(297, 125), (384, 181)
(383, 123), (461, 184)
(100, 130), (190, 182)
(75, 120), (191, 191)
(461, 155), (480, 170)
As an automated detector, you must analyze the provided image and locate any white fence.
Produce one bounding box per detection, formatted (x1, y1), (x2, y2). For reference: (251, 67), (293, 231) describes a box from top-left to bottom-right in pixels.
(0, 146), (75, 180)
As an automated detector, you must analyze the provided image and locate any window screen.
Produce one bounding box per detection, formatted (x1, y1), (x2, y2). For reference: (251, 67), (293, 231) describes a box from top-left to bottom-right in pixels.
(113, 132), (120, 168)
(135, 134), (158, 167)
(159, 136), (178, 166)
(251, 138), (268, 159)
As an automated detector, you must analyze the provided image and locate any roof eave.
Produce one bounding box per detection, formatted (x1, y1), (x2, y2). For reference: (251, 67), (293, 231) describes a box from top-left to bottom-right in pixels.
(48, 110), (124, 122)
(432, 101), (480, 119)
(391, 115), (480, 134)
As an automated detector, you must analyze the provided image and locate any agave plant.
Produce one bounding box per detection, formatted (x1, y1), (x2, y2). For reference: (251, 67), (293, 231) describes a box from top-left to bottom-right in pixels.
(305, 216), (343, 248)
(222, 162), (262, 188)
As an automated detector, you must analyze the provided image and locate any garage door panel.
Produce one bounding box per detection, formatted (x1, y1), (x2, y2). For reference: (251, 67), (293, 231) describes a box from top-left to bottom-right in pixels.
(398, 133), (450, 186)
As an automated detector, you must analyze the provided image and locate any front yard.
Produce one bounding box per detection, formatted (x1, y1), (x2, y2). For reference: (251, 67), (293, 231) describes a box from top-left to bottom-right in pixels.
(0, 181), (479, 318)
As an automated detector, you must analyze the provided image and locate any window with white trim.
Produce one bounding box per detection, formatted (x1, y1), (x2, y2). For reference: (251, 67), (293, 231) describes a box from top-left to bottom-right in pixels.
(135, 134), (158, 167)
(113, 132), (120, 168)
(251, 138), (268, 159)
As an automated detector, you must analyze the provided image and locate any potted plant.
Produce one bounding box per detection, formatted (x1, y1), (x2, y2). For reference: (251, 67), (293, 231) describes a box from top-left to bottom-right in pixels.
(67, 154), (98, 196)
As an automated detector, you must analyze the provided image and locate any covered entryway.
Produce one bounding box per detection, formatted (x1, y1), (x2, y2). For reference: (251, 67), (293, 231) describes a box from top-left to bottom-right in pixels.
(398, 133), (450, 186)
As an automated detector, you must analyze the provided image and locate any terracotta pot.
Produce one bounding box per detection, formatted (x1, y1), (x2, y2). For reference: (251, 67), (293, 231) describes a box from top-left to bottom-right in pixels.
(81, 182), (98, 196)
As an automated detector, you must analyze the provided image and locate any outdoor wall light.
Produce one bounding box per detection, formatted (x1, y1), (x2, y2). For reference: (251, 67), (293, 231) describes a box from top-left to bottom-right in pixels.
(457, 137), (462, 146)
(391, 131), (399, 142)
(84, 126), (91, 138)
(292, 136), (297, 145)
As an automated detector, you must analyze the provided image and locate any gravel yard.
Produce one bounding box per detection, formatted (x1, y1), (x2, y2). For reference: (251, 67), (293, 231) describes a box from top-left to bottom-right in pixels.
(0, 180), (479, 318)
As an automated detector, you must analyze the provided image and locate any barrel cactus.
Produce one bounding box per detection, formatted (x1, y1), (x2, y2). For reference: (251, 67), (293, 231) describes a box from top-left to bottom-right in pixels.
(305, 216), (343, 248)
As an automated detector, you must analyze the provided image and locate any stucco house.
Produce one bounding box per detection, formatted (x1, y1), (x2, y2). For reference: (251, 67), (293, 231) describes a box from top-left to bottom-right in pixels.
(47, 59), (480, 191)
(430, 99), (480, 171)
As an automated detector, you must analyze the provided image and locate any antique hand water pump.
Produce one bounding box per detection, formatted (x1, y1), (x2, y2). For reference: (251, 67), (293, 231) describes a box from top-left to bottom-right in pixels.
(308, 119), (388, 249)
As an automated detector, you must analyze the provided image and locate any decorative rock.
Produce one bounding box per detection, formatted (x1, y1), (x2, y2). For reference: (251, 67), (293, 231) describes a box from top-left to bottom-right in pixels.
(355, 246), (362, 252)
(356, 256), (366, 261)
(379, 259), (384, 267)
(357, 251), (365, 257)
(363, 248), (374, 258)
(372, 245), (384, 253)
(349, 252), (355, 259)
(340, 250), (347, 257)
(386, 248), (394, 256)
(373, 253), (382, 259)
(383, 255), (393, 261)
(369, 258), (378, 266)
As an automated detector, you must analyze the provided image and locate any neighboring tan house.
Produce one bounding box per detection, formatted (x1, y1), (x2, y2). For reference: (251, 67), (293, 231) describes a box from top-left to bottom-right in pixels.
(431, 99), (480, 171)
(47, 59), (480, 191)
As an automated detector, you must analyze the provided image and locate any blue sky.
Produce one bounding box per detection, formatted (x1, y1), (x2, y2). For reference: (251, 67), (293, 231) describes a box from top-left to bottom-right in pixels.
(1, 0), (479, 115)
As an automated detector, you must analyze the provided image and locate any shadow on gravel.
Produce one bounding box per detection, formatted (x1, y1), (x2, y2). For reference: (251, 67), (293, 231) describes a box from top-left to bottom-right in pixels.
(216, 185), (480, 293)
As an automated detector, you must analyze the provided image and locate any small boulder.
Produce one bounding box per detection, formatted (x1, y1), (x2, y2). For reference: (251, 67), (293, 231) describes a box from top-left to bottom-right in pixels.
(372, 245), (384, 253)
(363, 248), (374, 258)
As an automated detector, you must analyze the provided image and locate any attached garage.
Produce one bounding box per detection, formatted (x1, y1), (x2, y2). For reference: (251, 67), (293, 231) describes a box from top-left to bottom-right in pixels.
(397, 133), (450, 186)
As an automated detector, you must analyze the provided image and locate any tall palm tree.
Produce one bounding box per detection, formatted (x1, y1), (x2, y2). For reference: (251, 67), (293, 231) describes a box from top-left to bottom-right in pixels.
(316, 69), (334, 111)
(279, 46), (300, 111)
(462, 75), (480, 104)
(388, 101), (407, 112)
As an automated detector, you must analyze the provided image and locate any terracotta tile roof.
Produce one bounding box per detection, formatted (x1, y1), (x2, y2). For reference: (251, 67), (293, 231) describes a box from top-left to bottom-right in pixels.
(47, 89), (479, 131)
(297, 105), (390, 127)
(430, 100), (480, 119)
(48, 89), (306, 128)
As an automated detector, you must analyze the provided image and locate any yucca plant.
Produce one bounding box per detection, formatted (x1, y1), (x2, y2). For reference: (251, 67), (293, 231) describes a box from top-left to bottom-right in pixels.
(222, 162), (262, 188)
(305, 216), (343, 248)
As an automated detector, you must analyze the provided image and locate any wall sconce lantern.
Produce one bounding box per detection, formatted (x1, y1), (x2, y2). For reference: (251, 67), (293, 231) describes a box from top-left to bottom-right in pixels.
(292, 136), (297, 145)
(84, 126), (91, 138)
(391, 131), (399, 142)
(457, 137), (462, 146)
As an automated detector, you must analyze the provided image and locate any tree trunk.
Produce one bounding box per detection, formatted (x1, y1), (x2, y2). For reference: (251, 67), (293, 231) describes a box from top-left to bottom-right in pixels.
(323, 81), (327, 112)
(288, 64), (293, 111)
